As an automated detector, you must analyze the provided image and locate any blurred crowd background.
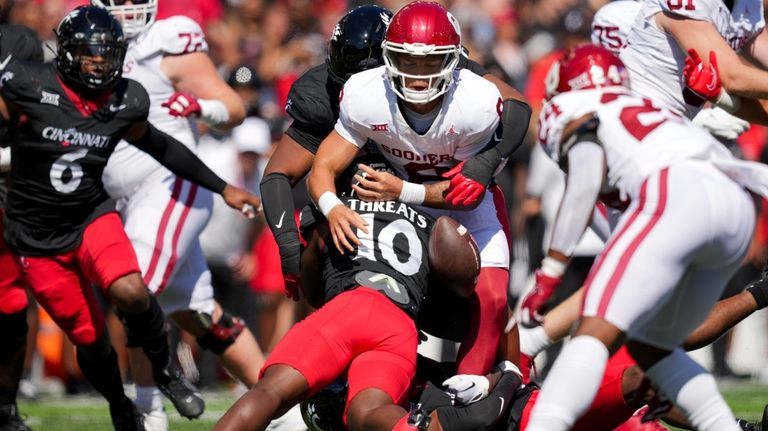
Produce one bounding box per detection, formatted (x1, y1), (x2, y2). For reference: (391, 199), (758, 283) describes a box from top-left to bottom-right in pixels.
(3, 0), (768, 398)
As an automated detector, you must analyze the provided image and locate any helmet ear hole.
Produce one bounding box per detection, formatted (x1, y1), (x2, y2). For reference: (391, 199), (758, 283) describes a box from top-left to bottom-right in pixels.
(55, 6), (127, 91)
(327, 5), (393, 84)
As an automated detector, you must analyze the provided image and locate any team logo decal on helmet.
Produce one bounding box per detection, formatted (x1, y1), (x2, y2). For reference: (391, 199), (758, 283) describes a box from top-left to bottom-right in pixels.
(327, 5), (394, 84)
(545, 44), (630, 100)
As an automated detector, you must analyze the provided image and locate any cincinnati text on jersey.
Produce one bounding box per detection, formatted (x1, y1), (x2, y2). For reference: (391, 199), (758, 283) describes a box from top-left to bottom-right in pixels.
(347, 198), (429, 228)
(42, 126), (111, 148)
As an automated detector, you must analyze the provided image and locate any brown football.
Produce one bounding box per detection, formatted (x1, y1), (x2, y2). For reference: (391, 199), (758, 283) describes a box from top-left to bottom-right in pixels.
(428, 216), (481, 297)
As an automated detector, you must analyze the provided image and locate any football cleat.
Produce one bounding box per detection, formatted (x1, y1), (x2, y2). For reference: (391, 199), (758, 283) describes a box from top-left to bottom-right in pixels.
(109, 398), (146, 431)
(0, 404), (32, 431)
(153, 363), (204, 419)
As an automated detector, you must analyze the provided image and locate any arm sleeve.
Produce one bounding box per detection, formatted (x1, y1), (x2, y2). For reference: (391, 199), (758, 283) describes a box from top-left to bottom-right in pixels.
(548, 141), (605, 256)
(260, 172), (302, 275)
(127, 122), (227, 193)
(461, 98), (532, 186)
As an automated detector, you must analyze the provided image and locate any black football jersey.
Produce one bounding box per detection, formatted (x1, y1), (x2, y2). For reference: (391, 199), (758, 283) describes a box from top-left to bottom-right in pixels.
(1, 62), (150, 255)
(283, 58), (487, 154)
(0, 24), (44, 207)
(303, 196), (434, 319)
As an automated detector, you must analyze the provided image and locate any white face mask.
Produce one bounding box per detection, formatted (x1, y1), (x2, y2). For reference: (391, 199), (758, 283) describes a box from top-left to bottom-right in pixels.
(91, 0), (158, 38)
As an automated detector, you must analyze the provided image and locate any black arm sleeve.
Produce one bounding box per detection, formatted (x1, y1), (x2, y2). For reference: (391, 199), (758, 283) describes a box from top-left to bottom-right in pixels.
(461, 99), (532, 187)
(260, 172), (302, 275)
(128, 122), (227, 194)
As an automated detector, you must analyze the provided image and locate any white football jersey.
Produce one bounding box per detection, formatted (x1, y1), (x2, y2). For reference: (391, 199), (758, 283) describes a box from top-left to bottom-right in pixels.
(336, 66), (509, 267)
(103, 16), (209, 198)
(620, 0), (765, 117)
(538, 88), (717, 200)
(591, 1), (644, 54)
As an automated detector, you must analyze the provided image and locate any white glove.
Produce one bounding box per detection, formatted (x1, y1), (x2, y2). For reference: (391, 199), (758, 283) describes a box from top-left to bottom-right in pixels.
(692, 106), (750, 140)
(494, 360), (523, 378)
(442, 374), (490, 405)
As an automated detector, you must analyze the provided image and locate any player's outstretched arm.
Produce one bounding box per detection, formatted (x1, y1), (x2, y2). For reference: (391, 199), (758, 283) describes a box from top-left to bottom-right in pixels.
(307, 130), (368, 254)
(162, 52), (245, 129)
(661, 14), (768, 100)
(124, 120), (260, 216)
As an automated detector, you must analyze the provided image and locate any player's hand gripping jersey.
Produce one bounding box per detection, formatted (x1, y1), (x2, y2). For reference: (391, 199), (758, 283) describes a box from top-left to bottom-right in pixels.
(303, 194), (433, 319)
(620, 0), (765, 117)
(1, 62), (150, 255)
(335, 66), (509, 268)
(103, 16), (207, 197)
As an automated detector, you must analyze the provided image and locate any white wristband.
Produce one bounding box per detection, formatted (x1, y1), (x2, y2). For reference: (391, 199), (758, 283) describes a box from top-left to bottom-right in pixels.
(715, 90), (740, 113)
(0, 146), (10, 173)
(541, 255), (567, 278)
(197, 98), (230, 126)
(399, 181), (425, 205)
(317, 192), (344, 218)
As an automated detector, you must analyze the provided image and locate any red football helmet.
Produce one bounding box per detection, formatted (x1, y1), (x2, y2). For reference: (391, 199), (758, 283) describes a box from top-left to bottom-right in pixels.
(383, 1), (462, 104)
(545, 44), (630, 99)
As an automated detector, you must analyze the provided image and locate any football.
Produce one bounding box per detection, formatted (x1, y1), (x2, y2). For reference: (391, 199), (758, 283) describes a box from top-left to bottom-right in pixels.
(428, 216), (481, 297)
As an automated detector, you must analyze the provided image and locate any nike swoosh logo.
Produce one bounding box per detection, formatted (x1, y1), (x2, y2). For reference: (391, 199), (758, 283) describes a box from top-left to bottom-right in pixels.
(0, 54), (12, 71)
(275, 210), (286, 229)
(706, 75), (718, 92)
(109, 104), (127, 112)
(499, 397), (505, 415)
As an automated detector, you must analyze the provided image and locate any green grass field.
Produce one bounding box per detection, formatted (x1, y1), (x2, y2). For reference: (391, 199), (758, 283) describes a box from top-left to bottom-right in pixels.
(16, 383), (768, 430)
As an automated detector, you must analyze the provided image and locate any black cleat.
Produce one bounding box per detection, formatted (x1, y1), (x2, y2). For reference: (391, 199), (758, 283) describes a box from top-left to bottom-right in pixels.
(154, 364), (205, 419)
(761, 403), (768, 431)
(109, 398), (145, 431)
(737, 418), (758, 431)
(0, 404), (32, 431)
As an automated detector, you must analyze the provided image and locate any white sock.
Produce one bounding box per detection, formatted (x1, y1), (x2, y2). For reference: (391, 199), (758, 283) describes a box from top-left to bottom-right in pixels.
(645, 349), (741, 431)
(519, 325), (553, 357)
(526, 335), (609, 431)
(134, 385), (164, 413)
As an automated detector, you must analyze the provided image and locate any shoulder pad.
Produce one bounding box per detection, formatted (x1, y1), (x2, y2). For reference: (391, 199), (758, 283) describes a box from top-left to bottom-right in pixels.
(285, 69), (335, 126)
(138, 16), (208, 58)
(0, 24), (43, 63)
(119, 78), (151, 121)
(0, 61), (34, 101)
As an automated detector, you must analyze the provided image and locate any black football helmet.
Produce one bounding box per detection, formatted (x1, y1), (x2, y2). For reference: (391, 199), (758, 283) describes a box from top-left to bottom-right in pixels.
(300, 379), (348, 431)
(327, 5), (393, 84)
(55, 6), (127, 91)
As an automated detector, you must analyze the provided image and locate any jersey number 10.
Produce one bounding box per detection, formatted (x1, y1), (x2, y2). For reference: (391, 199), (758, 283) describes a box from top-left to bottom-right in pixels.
(355, 213), (423, 277)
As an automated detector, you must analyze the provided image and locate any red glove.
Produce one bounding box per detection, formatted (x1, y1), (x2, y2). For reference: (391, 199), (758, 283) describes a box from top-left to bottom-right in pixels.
(442, 162), (485, 207)
(162, 91), (202, 118)
(283, 273), (301, 302)
(682, 49), (721, 106)
(519, 269), (561, 328)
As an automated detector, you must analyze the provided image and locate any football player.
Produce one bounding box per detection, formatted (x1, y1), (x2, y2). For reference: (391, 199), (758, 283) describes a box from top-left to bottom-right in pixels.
(523, 45), (768, 431)
(214, 154), (464, 431)
(89, 0), (264, 427)
(0, 22), (44, 431)
(306, 0), (516, 376)
(0, 7), (259, 430)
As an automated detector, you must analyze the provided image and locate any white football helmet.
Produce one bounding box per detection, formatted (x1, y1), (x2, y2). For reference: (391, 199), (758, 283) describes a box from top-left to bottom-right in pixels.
(91, 0), (158, 38)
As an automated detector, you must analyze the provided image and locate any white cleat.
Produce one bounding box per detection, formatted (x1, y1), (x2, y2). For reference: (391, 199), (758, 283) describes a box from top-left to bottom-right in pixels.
(141, 406), (168, 431)
(266, 404), (307, 431)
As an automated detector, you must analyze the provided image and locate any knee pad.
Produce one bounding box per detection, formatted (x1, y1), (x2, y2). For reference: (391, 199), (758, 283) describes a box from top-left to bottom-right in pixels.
(195, 311), (245, 354)
(0, 310), (27, 362)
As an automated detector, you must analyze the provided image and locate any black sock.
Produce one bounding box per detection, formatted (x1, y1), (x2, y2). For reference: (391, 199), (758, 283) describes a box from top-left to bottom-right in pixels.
(76, 334), (127, 405)
(120, 295), (171, 372)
